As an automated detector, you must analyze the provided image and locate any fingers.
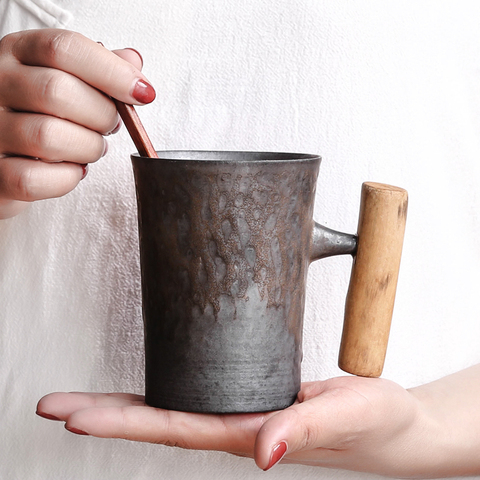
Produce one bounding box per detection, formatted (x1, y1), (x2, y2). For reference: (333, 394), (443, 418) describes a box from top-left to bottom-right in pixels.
(0, 63), (120, 135)
(2, 29), (155, 105)
(36, 381), (418, 475)
(0, 111), (107, 164)
(36, 392), (268, 454)
(0, 29), (151, 217)
(37, 392), (145, 420)
(0, 157), (86, 202)
(0, 44), (146, 138)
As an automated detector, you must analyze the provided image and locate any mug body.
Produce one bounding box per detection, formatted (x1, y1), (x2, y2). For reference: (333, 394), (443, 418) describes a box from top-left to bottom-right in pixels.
(132, 151), (320, 412)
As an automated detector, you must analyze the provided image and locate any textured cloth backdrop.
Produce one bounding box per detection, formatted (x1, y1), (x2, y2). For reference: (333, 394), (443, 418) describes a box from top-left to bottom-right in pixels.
(1, 1), (480, 479)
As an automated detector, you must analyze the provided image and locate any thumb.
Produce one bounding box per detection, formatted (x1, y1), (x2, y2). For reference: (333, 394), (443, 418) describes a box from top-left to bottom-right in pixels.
(253, 381), (375, 471)
(254, 402), (323, 471)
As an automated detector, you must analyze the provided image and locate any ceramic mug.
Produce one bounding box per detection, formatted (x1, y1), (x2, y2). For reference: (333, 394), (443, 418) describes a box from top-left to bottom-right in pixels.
(131, 151), (407, 413)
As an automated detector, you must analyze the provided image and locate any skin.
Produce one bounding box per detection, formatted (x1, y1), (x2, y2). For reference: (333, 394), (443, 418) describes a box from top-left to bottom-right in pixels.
(37, 365), (480, 477)
(2, 29), (480, 478)
(0, 28), (152, 219)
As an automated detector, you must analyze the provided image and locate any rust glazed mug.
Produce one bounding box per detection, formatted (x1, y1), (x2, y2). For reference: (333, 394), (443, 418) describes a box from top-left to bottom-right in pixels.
(131, 151), (407, 413)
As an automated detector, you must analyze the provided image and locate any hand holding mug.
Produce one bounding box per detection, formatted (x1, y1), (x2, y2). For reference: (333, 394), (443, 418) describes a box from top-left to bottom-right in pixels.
(36, 373), (461, 477)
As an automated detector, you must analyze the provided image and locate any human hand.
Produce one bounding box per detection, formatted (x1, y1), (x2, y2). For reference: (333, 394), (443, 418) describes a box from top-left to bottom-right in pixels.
(37, 376), (438, 477)
(0, 28), (155, 219)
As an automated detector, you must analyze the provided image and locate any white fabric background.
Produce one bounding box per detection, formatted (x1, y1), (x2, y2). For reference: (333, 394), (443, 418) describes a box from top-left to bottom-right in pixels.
(1, 0), (480, 478)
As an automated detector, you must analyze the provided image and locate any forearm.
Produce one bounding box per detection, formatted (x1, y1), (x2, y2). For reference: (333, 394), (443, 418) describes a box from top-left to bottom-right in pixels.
(407, 364), (480, 478)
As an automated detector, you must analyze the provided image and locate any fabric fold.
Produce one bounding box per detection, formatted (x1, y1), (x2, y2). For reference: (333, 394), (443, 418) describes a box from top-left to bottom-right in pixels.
(13, 0), (72, 28)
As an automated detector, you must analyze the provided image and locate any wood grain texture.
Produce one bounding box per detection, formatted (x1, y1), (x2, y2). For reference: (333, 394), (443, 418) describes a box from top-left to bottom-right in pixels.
(339, 182), (408, 377)
(113, 100), (158, 158)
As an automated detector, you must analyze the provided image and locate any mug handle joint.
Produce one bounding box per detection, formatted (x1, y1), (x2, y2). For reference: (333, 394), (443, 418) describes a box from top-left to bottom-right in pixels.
(310, 222), (357, 263)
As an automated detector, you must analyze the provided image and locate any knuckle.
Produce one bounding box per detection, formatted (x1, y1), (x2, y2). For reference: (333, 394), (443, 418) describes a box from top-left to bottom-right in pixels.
(41, 70), (70, 108)
(294, 412), (318, 450)
(31, 117), (58, 155)
(300, 424), (315, 450)
(0, 32), (18, 54)
(13, 165), (35, 201)
(43, 30), (79, 66)
(284, 407), (320, 451)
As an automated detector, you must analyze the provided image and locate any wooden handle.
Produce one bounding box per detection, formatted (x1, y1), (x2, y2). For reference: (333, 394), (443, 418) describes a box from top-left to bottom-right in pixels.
(339, 182), (408, 377)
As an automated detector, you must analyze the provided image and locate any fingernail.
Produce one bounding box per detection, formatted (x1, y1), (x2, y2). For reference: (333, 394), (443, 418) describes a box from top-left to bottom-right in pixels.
(107, 116), (122, 136)
(102, 139), (109, 157)
(81, 164), (89, 180)
(36, 411), (61, 421)
(132, 79), (156, 104)
(264, 441), (287, 471)
(125, 47), (143, 68)
(65, 425), (89, 436)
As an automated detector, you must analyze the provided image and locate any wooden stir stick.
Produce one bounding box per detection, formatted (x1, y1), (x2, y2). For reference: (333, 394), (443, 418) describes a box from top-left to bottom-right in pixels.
(113, 100), (158, 158)
(97, 42), (158, 158)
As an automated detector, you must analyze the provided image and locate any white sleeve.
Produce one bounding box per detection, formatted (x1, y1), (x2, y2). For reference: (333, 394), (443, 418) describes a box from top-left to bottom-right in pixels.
(0, 0), (72, 36)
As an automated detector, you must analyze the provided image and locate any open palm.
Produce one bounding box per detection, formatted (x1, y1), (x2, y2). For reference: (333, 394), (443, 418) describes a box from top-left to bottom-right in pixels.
(37, 376), (421, 475)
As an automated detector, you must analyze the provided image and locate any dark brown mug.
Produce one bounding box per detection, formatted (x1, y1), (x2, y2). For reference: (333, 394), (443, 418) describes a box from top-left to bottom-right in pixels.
(131, 151), (407, 413)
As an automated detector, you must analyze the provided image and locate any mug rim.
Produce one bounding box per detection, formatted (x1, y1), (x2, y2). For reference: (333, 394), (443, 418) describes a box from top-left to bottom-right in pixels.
(131, 150), (321, 163)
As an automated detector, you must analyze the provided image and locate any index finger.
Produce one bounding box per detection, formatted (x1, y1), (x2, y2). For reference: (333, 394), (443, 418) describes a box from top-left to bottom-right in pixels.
(37, 391), (269, 454)
(3, 29), (155, 105)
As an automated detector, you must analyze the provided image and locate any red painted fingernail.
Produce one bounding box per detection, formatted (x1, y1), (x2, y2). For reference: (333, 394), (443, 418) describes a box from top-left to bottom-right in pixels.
(125, 48), (143, 68)
(132, 79), (156, 104)
(66, 426), (89, 436)
(36, 411), (61, 421)
(81, 164), (89, 180)
(264, 441), (287, 471)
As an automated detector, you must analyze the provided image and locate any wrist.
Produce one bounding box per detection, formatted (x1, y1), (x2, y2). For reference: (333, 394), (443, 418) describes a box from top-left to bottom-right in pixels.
(406, 376), (480, 478)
